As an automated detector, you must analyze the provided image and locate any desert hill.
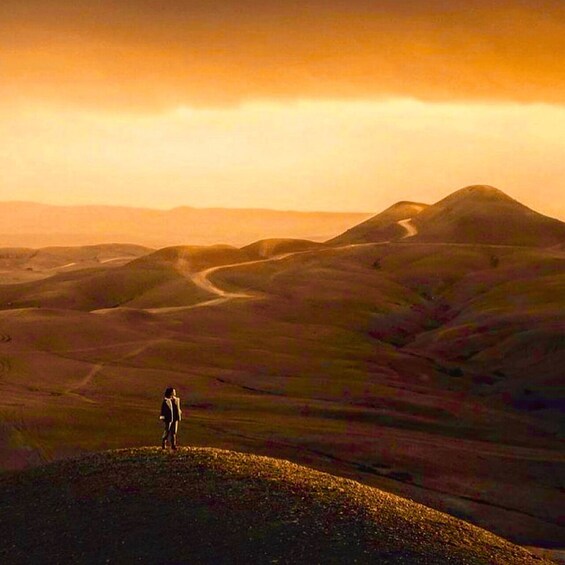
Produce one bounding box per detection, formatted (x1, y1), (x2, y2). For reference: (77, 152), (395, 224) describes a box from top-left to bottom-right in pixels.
(0, 242), (322, 311)
(0, 448), (550, 564)
(242, 238), (325, 258)
(330, 201), (429, 245)
(0, 245), (255, 311)
(0, 243), (151, 285)
(132, 243), (262, 270)
(332, 186), (565, 247)
(410, 186), (565, 246)
(0, 202), (371, 248)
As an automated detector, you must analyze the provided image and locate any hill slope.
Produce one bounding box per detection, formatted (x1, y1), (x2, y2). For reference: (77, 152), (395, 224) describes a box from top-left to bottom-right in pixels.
(410, 185), (565, 246)
(330, 201), (429, 244)
(0, 243), (151, 284)
(242, 238), (325, 258)
(0, 245), (254, 311)
(0, 448), (550, 564)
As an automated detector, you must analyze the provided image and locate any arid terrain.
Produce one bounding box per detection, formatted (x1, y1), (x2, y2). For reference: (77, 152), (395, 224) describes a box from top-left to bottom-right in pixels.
(0, 186), (563, 556)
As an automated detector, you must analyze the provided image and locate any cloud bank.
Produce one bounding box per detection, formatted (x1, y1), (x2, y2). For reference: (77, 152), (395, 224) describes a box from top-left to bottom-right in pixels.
(2, 0), (564, 109)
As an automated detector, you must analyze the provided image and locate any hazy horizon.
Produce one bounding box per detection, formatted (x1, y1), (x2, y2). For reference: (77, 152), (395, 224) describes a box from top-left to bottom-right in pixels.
(0, 198), (372, 215)
(2, 180), (565, 221)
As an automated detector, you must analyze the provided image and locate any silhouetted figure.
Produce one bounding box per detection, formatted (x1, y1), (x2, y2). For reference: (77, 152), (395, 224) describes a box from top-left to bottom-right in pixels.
(160, 387), (182, 450)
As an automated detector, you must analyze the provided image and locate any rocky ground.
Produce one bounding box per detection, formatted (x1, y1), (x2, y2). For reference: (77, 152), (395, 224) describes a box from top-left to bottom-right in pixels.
(0, 447), (554, 564)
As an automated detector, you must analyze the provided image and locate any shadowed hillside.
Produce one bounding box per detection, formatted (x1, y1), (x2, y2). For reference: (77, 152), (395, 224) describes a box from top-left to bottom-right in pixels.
(0, 448), (552, 565)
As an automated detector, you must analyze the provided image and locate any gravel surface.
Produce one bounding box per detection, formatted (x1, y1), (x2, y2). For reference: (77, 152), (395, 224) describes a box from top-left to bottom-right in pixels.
(0, 447), (554, 564)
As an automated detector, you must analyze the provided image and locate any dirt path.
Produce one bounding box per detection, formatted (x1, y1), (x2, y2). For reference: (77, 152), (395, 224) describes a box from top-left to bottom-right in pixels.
(48, 261), (77, 271)
(397, 218), (418, 238)
(144, 243), (382, 314)
(99, 256), (137, 264)
(64, 338), (166, 397)
(190, 244), (381, 299)
(191, 266), (259, 299)
(100, 240), (465, 317)
(145, 297), (231, 314)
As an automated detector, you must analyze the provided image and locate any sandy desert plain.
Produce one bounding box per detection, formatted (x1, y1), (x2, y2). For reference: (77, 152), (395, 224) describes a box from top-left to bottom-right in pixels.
(0, 185), (563, 561)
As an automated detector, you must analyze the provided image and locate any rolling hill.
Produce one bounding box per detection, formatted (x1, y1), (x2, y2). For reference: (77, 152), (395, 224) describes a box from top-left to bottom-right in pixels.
(0, 448), (551, 564)
(0, 245), (255, 311)
(0, 243), (151, 284)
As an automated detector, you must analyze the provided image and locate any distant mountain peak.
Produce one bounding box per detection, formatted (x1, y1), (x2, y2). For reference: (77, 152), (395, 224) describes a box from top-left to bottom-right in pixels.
(440, 185), (517, 204)
(331, 184), (565, 247)
(388, 200), (428, 210)
(460, 184), (502, 193)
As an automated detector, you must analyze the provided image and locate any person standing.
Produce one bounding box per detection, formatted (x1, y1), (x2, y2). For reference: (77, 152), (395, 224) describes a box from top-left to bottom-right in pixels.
(160, 387), (182, 450)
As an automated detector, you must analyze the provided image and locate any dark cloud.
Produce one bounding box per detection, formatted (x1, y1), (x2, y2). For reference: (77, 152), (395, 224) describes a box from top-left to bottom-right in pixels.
(2, 1), (564, 109)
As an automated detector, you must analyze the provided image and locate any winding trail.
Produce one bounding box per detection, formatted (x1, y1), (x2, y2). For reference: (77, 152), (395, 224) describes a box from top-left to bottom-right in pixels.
(144, 250), (314, 314)
(176, 244), (378, 310)
(397, 218), (418, 238)
(99, 256), (137, 264)
(145, 297), (230, 314)
(142, 258), (276, 314)
(140, 243), (382, 315)
(191, 266), (259, 300)
(64, 338), (166, 399)
(48, 262), (77, 271)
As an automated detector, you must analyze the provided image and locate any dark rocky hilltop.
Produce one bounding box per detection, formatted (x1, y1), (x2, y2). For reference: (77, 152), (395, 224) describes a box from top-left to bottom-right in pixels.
(0, 448), (552, 564)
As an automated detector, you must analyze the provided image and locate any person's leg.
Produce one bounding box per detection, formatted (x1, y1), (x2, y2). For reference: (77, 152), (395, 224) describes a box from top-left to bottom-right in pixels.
(170, 421), (179, 450)
(162, 422), (170, 449)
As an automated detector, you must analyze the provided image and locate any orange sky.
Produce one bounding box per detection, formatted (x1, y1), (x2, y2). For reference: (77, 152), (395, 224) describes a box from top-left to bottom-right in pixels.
(1, 1), (564, 217)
